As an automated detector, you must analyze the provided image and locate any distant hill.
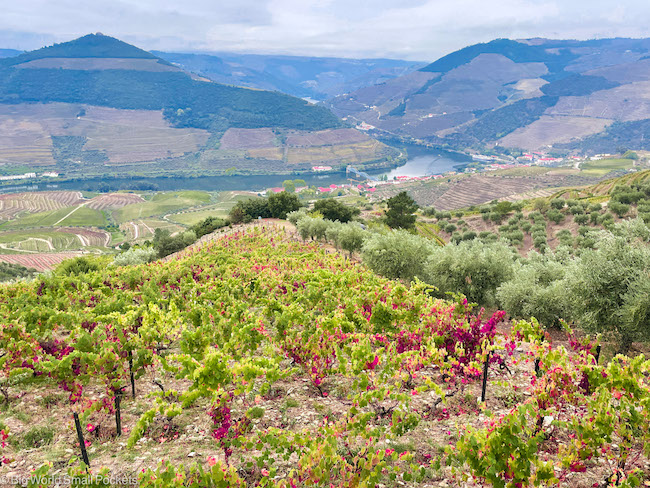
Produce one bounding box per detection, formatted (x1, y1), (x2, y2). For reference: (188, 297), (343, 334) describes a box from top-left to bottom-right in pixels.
(0, 34), (340, 131)
(327, 37), (650, 154)
(0, 49), (21, 59)
(0, 34), (396, 179)
(153, 51), (421, 101)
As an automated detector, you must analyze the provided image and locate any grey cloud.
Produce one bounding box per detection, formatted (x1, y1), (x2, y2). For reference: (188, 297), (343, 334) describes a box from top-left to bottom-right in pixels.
(0, 0), (649, 60)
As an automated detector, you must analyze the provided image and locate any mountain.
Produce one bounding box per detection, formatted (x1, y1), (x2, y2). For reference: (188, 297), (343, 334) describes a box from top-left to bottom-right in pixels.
(153, 51), (422, 101)
(327, 37), (650, 154)
(0, 34), (396, 178)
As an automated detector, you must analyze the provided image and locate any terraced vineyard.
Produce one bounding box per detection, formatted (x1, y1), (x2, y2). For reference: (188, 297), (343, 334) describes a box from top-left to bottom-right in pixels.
(415, 221), (445, 245)
(0, 190), (254, 270)
(165, 192), (255, 226)
(86, 192), (145, 210)
(372, 170), (602, 211)
(0, 191), (84, 220)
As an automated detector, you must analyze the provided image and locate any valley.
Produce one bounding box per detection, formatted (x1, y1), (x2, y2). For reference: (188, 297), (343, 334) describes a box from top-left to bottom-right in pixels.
(1, 26), (650, 488)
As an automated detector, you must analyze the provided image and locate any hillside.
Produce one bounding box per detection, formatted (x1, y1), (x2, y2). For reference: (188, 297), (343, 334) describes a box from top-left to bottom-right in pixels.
(328, 37), (650, 153)
(0, 49), (20, 59)
(0, 34), (396, 178)
(1, 224), (647, 486)
(154, 51), (422, 100)
(412, 169), (650, 256)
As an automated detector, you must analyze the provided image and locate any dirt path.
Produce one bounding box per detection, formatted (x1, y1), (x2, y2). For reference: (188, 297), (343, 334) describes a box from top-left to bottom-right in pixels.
(0, 243), (38, 253)
(75, 234), (89, 247)
(139, 220), (154, 234)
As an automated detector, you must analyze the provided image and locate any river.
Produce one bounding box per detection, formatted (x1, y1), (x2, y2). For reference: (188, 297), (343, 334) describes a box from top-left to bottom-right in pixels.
(0, 145), (471, 194)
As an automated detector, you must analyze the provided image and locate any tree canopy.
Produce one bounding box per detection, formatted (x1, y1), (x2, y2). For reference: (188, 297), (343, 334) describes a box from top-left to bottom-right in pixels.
(385, 192), (418, 229)
(313, 198), (360, 223)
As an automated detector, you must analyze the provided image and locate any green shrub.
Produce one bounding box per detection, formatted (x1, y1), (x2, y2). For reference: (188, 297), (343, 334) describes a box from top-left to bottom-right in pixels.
(533, 236), (547, 250)
(503, 230), (524, 244)
(246, 407), (265, 419)
(313, 199), (360, 223)
(497, 251), (574, 328)
(286, 209), (308, 226)
(556, 229), (574, 246)
(608, 201), (630, 217)
(153, 229), (196, 258)
(489, 212), (504, 223)
(362, 230), (433, 282)
(531, 223), (546, 233)
(113, 247), (157, 267)
(190, 216), (227, 238)
(546, 209), (565, 224)
(598, 213), (615, 228)
(338, 223), (367, 258)
(424, 240), (515, 307)
(57, 257), (100, 276)
(588, 203), (602, 213)
(574, 214), (589, 225)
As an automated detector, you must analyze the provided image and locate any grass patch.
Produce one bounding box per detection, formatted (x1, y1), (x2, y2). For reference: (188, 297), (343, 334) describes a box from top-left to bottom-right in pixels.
(20, 425), (55, 448)
(114, 191), (211, 223)
(284, 398), (299, 408)
(167, 208), (229, 226)
(165, 193), (252, 226)
(2, 206), (107, 230)
(580, 158), (634, 176)
(494, 166), (551, 177)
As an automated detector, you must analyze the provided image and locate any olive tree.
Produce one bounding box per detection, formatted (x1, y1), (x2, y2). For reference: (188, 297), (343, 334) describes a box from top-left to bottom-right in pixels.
(338, 223), (367, 258)
(361, 230), (434, 282)
(567, 224), (650, 352)
(425, 239), (516, 307)
(497, 250), (575, 328)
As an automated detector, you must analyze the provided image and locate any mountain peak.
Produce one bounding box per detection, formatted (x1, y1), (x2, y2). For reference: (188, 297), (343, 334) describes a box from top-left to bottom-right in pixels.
(2, 33), (158, 66)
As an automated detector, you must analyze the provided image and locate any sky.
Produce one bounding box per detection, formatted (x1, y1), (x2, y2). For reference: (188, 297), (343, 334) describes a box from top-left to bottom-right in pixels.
(1, 0), (649, 61)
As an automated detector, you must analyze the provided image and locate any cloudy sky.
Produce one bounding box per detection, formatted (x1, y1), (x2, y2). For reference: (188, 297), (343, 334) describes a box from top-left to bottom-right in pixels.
(1, 0), (648, 60)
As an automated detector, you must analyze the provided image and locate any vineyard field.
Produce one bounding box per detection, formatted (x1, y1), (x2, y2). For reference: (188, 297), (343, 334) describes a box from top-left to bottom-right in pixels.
(86, 193), (145, 210)
(0, 191), (84, 221)
(0, 224), (646, 487)
(0, 251), (82, 271)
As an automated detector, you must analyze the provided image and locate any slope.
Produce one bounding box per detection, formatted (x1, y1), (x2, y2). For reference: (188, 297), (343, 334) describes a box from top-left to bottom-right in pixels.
(328, 37), (650, 153)
(155, 50), (422, 100)
(0, 34), (396, 178)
